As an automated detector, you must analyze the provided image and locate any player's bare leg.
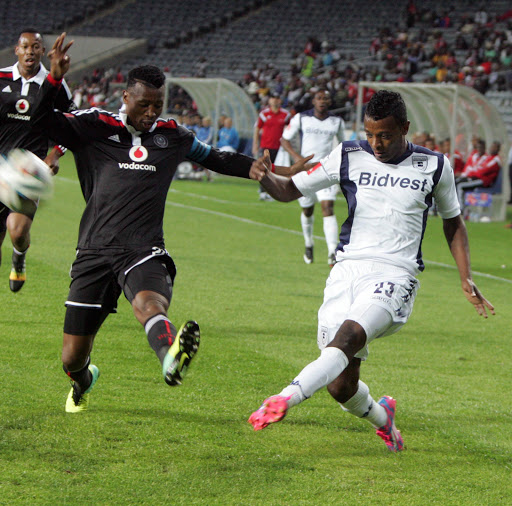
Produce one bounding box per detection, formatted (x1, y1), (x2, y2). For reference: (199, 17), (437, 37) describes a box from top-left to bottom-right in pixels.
(7, 212), (32, 292)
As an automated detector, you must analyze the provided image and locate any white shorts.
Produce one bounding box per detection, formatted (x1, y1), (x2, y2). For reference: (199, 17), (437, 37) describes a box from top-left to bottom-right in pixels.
(299, 185), (338, 208)
(317, 259), (419, 360)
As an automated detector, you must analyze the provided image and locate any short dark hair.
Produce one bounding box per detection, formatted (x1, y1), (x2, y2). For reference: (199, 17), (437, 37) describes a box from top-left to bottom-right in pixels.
(127, 65), (165, 90)
(18, 29), (42, 41)
(314, 88), (329, 97)
(365, 90), (408, 127)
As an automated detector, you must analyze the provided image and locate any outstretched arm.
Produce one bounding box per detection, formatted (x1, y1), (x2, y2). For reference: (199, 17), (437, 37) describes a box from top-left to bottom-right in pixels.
(443, 215), (495, 317)
(250, 150), (305, 202)
(32, 34), (92, 150)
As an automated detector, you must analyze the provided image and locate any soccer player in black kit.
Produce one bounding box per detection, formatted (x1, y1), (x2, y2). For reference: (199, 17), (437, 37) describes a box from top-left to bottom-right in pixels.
(35, 34), (279, 412)
(0, 29), (74, 291)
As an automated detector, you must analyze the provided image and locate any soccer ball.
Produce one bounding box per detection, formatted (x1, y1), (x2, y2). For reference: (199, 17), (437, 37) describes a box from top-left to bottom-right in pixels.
(0, 149), (54, 213)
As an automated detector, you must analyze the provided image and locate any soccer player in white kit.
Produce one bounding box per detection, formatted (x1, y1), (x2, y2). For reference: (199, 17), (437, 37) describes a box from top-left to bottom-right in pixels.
(281, 89), (345, 266)
(248, 90), (494, 451)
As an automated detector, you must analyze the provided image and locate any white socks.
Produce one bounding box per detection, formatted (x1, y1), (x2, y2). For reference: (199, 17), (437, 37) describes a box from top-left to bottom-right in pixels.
(279, 347), (349, 407)
(301, 213), (339, 255)
(277, 355), (388, 429)
(301, 213), (314, 248)
(323, 214), (339, 256)
(340, 380), (387, 428)
(13, 246), (28, 256)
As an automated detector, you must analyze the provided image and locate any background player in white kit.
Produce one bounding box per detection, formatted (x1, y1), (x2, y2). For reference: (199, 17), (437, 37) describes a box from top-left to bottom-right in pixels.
(281, 89), (345, 266)
(249, 90), (494, 451)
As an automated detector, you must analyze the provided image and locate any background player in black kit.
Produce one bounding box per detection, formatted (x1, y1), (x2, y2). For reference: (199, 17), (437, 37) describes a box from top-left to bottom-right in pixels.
(0, 29), (74, 292)
(36, 34), (284, 412)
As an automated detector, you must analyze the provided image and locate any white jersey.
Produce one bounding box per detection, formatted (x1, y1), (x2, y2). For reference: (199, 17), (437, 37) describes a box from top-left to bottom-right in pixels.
(292, 140), (461, 274)
(282, 110), (345, 163)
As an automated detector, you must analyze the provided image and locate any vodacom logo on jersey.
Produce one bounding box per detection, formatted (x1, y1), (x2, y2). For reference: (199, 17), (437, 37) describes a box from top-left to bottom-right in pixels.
(15, 99), (29, 114)
(8, 99), (31, 120)
(118, 145), (156, 172)
(129, 146), (148, 162)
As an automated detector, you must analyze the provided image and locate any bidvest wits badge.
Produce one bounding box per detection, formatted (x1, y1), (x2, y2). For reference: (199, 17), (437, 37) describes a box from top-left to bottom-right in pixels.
(129, 145), (148, 162)
(412, 155), (428, 171)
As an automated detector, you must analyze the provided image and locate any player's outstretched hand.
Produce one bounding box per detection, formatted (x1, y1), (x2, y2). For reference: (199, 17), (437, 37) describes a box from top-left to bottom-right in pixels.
(462, 278), (495, 318)
(47, 33), (74, 81)
(269, 153), (315, 177)
(250, 149), (272, 181)
(289, 154), (314, 176)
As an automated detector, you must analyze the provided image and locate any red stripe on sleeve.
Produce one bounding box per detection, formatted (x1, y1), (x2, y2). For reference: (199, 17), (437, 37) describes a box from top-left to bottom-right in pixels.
(98, 113), (123, 127)
(46, 74), (62, 87)
(307, 163), (322, 175)
(156, 119), (177, 129)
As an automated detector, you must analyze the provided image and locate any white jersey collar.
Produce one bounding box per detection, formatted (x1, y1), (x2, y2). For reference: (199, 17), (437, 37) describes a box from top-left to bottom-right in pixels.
(12, 62), (47, 86)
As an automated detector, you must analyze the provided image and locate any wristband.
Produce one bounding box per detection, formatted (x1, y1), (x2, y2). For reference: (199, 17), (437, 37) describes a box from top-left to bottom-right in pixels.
(47, 74), (62, 87)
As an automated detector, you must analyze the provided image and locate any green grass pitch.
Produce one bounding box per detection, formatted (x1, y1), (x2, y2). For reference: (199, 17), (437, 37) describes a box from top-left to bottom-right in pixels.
(0, 154), (511, 504)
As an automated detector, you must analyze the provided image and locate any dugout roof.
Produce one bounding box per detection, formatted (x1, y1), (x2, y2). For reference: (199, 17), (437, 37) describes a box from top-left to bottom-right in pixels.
(164, 77), (257, 145)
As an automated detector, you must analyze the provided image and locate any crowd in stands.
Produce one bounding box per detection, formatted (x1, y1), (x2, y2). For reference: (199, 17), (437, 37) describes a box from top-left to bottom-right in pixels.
(235, 3), (512, 114)
(367, 3), (512, 94)
(71, 3), (512, 117)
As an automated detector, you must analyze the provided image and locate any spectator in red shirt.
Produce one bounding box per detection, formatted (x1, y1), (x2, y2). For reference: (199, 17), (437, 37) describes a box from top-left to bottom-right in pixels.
(456, 140), (502, 210)
(252, 93), (290, 200)
(461, 138), (486, 177)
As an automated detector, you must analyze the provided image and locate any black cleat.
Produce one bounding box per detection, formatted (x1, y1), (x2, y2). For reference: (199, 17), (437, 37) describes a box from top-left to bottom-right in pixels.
(9, 250), (26, 292)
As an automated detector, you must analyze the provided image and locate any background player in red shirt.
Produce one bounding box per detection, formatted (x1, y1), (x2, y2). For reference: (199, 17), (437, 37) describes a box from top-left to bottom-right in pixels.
(252, 92), (290, 200)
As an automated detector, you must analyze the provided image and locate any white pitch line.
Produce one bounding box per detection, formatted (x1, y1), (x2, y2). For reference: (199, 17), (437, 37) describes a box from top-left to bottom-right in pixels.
(168, 188), (264, 206)
(56, 177), (512, 285)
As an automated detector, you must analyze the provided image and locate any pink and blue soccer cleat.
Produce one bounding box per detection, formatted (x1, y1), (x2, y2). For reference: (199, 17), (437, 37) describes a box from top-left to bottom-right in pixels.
(375, 395), (404, 452)
(248, 395), (290, 431)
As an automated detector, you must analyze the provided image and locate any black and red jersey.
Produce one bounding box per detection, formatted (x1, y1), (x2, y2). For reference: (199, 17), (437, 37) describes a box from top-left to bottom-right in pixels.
(0, 63), (74, 159)
(32, 76), (253, 251)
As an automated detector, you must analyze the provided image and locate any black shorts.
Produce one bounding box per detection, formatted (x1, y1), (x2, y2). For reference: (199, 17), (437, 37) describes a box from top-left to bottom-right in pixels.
(63, 247), (176, 335)
(0, 204), (8, 233)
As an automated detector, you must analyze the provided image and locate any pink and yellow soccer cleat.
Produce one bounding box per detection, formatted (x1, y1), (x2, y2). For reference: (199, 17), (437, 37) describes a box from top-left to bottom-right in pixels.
(248, 395), (290, 431)
(375, 395), (404, 452)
